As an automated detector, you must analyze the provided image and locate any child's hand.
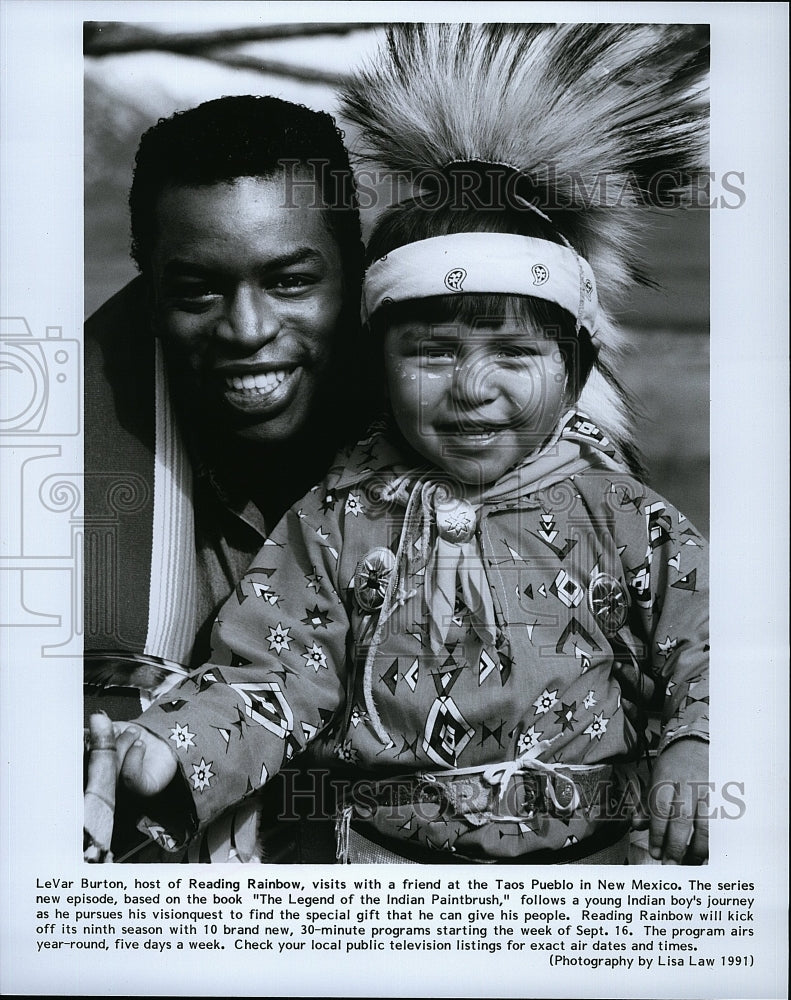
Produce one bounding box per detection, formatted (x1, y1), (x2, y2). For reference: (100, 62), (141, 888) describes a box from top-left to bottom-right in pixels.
(114, 722), (179, 797)
(644, 738), (709, 864)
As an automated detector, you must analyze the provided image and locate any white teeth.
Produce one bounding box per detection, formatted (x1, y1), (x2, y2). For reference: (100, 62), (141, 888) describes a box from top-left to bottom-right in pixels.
(454, 429), (496, 439)
(227, 371), (289, 394)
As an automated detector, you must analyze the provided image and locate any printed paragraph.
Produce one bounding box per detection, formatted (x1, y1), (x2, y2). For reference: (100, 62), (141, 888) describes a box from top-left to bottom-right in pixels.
(32, 873), (756, 968)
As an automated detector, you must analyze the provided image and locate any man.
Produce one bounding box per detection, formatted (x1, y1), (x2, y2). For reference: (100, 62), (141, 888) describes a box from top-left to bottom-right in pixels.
(84, 96), (370, 862)
(85, 94), (367, 664)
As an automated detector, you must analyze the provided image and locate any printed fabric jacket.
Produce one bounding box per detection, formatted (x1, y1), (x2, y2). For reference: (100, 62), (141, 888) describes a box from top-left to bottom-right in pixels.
(137, 415), (709, 860)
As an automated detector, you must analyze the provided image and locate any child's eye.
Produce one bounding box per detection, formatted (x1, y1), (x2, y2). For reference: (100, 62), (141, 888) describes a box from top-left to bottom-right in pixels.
(495, 343), (538, 361)
(423, 346), (456, 364)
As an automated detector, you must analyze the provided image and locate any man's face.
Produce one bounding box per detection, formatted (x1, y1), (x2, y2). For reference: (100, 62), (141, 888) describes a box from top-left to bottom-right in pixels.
(384, 315), (568, 487)
(150, 175), (344, 446)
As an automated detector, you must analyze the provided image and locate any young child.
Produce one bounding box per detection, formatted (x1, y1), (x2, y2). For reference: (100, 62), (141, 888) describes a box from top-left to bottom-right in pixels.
(113, 24), (710, 865)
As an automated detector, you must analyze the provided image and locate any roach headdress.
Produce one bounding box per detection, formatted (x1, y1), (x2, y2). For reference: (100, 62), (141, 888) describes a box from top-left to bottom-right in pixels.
(341, 23), (709, 455)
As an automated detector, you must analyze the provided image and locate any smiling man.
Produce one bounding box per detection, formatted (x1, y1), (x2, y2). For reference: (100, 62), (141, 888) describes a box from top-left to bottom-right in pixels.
(152, 179), (344, 450)
(84, 97), (369, 862)
(86, 96), (367, 666)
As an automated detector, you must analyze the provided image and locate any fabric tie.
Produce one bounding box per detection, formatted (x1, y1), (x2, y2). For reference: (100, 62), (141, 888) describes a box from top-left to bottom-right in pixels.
(425, 499), (497, 653)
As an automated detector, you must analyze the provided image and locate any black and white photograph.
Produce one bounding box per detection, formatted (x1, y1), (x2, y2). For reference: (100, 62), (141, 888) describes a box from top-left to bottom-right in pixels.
(1, 3), (787, 997)
(82, 18), (714, 871)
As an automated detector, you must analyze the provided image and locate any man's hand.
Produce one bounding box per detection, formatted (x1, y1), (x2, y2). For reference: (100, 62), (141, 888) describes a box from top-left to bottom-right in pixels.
(642, 738), (709, 864)
(114, 721), (178, 797)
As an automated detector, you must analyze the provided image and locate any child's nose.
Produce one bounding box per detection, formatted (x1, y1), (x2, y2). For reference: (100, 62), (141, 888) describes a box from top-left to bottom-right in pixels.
(452, 351), (499, 407)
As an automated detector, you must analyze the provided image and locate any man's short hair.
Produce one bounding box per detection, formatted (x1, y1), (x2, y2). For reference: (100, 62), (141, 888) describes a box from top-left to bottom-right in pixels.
(129, 95), (362, 288)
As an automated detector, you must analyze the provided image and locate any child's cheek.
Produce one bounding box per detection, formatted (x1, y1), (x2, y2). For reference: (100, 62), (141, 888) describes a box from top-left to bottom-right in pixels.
(389, 359), (413, 382)
(511, 365), (558, 410)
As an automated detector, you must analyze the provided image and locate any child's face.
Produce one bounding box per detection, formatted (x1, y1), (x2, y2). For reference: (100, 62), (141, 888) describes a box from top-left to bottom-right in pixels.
(384, 315), (569, 487)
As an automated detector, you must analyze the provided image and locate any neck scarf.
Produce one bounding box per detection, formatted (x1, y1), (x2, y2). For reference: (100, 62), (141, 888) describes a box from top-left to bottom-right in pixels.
(362, 411), (627, 744)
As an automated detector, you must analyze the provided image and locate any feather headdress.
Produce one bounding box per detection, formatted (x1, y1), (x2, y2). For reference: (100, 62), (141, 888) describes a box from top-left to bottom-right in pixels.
(340, 23), (709, 457)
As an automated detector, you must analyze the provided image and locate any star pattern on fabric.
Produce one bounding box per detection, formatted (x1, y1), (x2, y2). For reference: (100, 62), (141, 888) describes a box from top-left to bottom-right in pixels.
(320, 492), (338, 513)
(305, 568), (323, 593)
(517, 725), (543, 754)
(168, 722), (196, 752)
(267, 623), (292, 654)
(302, 642), (329, 672)
(583, 689), (597, 709)
(657, 634), (678, 657)
(189, 757), (215, 793)
(335, 739), (359, 764)
(345, 492), (365, 517)
(553, 701), (578, 732)
(584, 712), (609, 741)
(349, 704), (370, 728)
(301, 605), (333, 630)
(533, 688), (558, 716)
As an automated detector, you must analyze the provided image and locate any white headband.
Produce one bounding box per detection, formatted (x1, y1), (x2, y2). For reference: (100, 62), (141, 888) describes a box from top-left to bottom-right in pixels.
(362, 233), (599, 337)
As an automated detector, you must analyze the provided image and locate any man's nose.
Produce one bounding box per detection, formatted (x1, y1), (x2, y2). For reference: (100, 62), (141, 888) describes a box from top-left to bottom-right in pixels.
(218, 287), (279, 349)
(452, 351), (499, 407)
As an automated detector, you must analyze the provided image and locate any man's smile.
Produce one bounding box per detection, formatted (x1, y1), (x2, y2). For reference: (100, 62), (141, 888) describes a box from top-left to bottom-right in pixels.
(224, 369), (290, 393)
(218, 366), (303, 416)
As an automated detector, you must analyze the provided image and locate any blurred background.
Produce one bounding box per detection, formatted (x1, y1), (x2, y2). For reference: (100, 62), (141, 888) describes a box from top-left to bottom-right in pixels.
(84, 20), (709, 533)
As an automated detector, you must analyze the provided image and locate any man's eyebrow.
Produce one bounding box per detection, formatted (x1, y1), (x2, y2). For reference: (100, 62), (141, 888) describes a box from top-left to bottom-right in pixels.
(264, 247), (326, 269)
(161, 247), (326, 276)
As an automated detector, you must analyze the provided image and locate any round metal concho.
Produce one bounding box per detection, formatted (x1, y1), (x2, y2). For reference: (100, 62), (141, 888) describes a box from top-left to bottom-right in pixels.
(587, 572), (630, 637)
(434, 498), (477, 544)
(353, 546), (396, 613)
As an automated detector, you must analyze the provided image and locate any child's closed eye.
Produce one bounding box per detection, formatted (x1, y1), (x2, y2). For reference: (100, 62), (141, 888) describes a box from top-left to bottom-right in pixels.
(493, 342), (540, 361)
(423, 345), (457, 364)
